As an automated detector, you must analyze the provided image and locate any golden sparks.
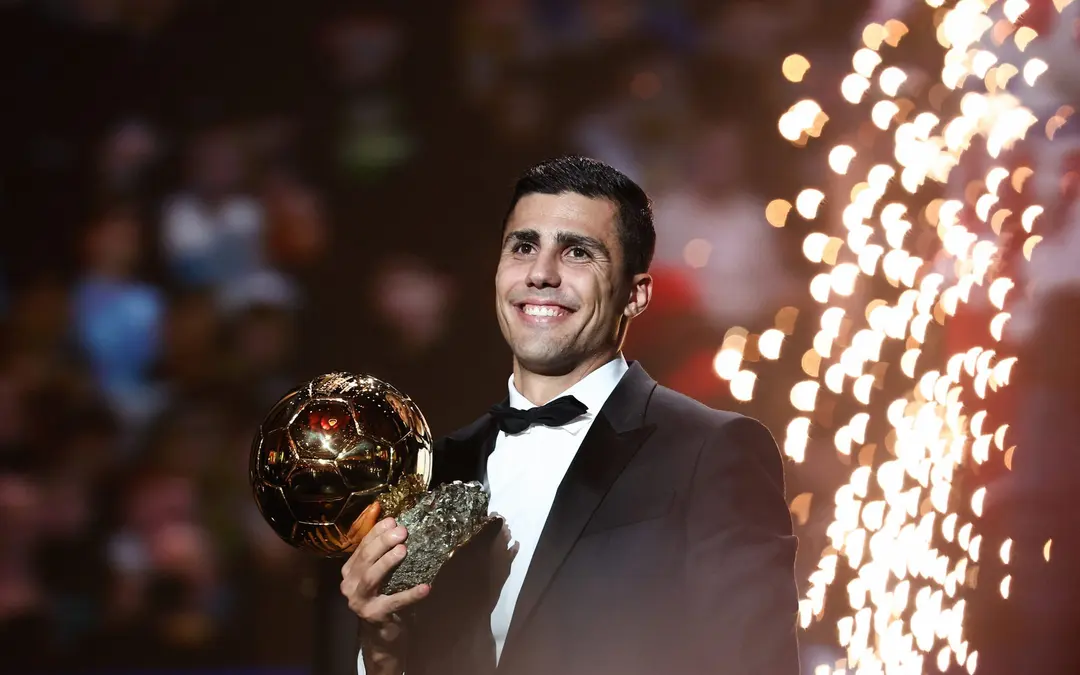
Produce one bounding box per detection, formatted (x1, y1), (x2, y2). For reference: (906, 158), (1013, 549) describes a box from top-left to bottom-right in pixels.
(707, 0), (1069, 670)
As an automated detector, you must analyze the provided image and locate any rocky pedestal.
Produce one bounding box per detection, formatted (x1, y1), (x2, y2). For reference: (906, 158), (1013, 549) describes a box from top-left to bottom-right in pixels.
(379, 479), (500, 595)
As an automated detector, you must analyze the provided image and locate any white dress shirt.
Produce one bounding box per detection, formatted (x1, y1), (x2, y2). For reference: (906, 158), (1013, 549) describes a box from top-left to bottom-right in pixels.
(357, 355), (629, 674)
(486, 354), (628, 664)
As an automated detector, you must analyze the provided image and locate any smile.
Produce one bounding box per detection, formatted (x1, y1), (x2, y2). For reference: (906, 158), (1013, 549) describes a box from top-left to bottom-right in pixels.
(516, 303), (573, 322)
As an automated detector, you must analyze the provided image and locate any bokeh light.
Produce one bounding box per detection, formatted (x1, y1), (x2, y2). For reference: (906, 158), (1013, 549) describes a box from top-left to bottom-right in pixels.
(709, 0), (1073, 671)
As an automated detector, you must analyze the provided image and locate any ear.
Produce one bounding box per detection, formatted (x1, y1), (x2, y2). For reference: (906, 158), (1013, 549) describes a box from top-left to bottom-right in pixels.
(623, 273), (652, 319)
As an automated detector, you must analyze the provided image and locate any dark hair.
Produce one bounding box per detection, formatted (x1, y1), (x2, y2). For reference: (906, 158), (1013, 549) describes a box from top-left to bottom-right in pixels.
(503, 156), (655, 278)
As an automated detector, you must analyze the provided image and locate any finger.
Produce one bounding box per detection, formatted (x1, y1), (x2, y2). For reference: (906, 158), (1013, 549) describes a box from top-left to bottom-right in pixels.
(362, 543), (409, 590)
(380, 583), (430, 616)
(343, 516), (398, 577)
(359, 522), (408, 570)
(361, 516), (399, 548)
(360, 583), (429, 623)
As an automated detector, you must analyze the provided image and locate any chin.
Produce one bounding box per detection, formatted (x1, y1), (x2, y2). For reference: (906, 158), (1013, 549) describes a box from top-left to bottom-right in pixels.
(511, 343), (578, 377)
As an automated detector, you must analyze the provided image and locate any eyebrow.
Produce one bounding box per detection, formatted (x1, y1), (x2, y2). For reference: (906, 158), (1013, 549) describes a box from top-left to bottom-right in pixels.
(556, 231), (610, 258)
(503, 228), (540, 247)
(503, 228), (611, 258)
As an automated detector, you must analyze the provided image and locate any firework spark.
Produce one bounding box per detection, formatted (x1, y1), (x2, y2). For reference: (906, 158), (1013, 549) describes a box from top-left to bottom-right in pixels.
(711, 0), (1069, 671)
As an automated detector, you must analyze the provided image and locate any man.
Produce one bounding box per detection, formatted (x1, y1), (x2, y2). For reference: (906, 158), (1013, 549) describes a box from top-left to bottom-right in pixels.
(340, 156), (800, 675)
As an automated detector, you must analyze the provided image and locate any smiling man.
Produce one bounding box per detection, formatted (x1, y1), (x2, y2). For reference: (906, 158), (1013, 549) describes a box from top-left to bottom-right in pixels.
(340, 156), (800, 675)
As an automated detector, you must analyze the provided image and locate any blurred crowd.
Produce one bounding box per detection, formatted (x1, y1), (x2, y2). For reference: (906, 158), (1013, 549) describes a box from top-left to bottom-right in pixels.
(0, 2), (832, 670)
(12, 0), (1076, 674)
(1, 3), (332, 670)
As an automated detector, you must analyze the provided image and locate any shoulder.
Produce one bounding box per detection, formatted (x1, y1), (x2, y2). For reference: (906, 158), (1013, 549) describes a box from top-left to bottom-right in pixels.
(434, 412), (494, 449)
(646, 383), (753, 434)
(647, 384), (784, 487)
(429, 412), (494, 485)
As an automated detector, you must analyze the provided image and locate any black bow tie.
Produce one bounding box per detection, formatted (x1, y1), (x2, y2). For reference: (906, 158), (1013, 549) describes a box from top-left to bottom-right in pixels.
(489, 395), (589, 434)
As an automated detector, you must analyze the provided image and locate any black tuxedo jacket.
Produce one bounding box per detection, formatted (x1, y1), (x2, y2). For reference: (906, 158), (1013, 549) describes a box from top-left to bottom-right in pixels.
(401, 362), (800, 675)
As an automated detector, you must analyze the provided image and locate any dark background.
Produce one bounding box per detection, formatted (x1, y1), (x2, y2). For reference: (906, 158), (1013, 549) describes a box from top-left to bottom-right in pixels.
(1, 1), (1078, 674)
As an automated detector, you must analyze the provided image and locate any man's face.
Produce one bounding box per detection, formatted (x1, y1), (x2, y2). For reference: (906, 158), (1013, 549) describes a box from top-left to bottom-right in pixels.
(495, 192), (649, 376)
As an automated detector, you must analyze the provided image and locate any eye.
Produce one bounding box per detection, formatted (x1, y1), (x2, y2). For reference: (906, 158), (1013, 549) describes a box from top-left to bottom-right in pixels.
(511, 242), (535, 255)
(566, 246), (591, 259)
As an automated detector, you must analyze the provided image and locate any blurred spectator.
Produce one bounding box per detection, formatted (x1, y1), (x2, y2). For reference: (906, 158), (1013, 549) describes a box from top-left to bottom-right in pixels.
(576, 0), (648, 47)
(35, 404), (118, 642)
(262, 166), (330, 273)
(223, 299), (300, 413)
(0, 470), (51, 671)
(5, 277), (92, 416)
(653, 118), (801, 329)
(96, 119), (160, 203)
(153, 289), (225, 402)
(371, 255), (457, 356)
(459, 0), (548, 109)
(91, 465), (224, 667)
(697, 0), (799, 72)
(217, 269), (300, 318)
(488, 66), (553, 148)
(572, 46), (694, 192)
(320, 9), (417, 180)
(160, 124), (266, 292)
(72, 207), (165, 428)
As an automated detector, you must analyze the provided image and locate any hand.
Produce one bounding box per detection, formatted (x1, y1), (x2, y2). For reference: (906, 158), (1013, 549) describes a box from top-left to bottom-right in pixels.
(340, 503), (431, 624)
(488, 519), (519, 605)
(341, 503), (430, 675)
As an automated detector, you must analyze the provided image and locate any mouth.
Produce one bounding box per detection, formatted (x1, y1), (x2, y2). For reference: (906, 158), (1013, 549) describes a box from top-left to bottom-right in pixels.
(514, 302), (574, 323)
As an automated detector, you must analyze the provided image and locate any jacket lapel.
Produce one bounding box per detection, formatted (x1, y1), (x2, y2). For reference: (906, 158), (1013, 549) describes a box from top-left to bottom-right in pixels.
(434, 411), (499, 486)
(498, 362), (657, 665)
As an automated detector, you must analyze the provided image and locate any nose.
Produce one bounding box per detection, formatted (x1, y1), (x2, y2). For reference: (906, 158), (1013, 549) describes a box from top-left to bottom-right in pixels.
(526, 249), (561, 289)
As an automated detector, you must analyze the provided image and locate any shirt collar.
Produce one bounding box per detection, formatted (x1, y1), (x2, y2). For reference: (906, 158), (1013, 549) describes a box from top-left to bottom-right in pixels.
(505, 354), (629, 432)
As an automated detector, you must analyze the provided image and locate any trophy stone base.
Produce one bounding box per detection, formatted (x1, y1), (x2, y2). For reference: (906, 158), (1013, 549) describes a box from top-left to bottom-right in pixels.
(379, 479), (501, 595)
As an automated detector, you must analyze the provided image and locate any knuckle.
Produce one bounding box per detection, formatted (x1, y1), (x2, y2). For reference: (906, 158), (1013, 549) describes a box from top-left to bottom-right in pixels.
(365, 518), (393, 541)
(357, 544), (377, 567)
(357, 601), (381, 623)
(345, 585), (380, 622)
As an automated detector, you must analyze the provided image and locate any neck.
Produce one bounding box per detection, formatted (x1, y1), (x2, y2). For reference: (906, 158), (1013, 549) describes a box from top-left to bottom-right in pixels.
(512, 350), (620, 406)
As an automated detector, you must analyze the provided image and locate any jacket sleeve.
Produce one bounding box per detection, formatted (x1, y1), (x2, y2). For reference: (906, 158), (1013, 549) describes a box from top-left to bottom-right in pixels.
(684, 415), (801, 675)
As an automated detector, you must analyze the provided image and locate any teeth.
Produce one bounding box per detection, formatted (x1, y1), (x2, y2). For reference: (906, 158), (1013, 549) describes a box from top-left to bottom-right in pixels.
(523, 304), (565, 317)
